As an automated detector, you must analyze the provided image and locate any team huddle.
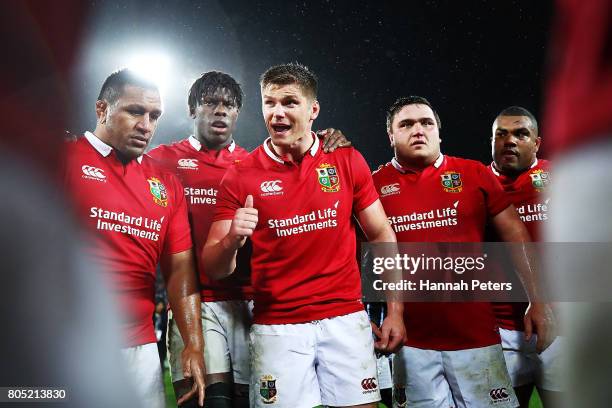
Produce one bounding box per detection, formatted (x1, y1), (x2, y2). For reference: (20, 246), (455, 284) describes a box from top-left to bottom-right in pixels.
(62, 63), (560, 408)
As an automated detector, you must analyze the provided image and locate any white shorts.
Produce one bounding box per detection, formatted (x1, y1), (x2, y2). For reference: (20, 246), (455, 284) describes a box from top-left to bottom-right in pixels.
(120, 342), (165, 408)
(250, 310), (380, 408)
(500, 328), (564, 391)
(393, 344), (518, 408)
(168, 300), (253, 384)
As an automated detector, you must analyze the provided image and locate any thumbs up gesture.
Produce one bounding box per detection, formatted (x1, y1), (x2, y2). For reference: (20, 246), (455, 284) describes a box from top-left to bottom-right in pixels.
(229, 195), (258, 249)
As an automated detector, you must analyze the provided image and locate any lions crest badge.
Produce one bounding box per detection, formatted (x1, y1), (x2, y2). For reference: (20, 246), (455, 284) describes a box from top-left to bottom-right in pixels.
(260, 375), (277, 404)
(147, 177), (168, 207)
(316, 163), (340, 192)
(529, 169), (550, 192)
(440, 171), (462, 193)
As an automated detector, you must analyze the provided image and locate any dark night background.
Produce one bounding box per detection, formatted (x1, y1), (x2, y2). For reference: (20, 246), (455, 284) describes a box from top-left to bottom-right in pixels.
(71, 0), (554, 169)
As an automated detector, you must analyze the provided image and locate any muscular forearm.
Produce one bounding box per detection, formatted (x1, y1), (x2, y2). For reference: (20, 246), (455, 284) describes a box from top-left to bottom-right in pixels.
(495, 207), (543, 301)
(386, 300), (404, 317)
(202, 235), (239, 280)
(357, 201), (403, 305)
(162, 250), (204, 350)
(509, 241), (543, 302)
(372, 226), (405, 305)
(170, 293), (203, 349)
(166, 268), (203, 350)
(369, 223), (396, 244)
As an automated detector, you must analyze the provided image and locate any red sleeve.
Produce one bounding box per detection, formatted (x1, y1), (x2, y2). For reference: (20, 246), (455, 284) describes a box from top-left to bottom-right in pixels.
(476, 162), (511, 217)
(213, 164), (243, 222)
(350, 148), (380, 212)
(163, 174), (193, 255)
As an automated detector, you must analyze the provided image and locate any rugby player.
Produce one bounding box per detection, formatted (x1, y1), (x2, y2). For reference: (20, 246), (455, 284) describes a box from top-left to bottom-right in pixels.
(373, 96), (554, 408)
(489, 106), (562, 407)
(149, 71), (352, 407)
(203, 63), (406, 408)
(63, 69), (206, 407)
(149, 71), (252, 408)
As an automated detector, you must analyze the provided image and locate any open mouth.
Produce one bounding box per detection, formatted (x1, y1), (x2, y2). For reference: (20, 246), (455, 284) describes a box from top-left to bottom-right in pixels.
(271, 123), (291, 133)
(410, 140), (426, 146)
(211, 121), (228, 130)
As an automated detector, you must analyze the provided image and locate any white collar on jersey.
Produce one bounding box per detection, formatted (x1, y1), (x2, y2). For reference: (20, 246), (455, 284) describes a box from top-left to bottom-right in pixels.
(490, 158), (539, 176)
(391, 153), (444, 173)
(188, 135), (236, 153)
(84, 131), (143, 164)
(263, 131), (319, 164)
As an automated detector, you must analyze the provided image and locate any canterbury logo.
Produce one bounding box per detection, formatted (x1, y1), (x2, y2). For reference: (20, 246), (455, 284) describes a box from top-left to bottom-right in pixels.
(178, 159), (198, 169)
(82, 165), (106, 180)
(260, 180), (282, 193)
(380, 183), (400, 195)
(489, 388), (509, 400)
(361, 378), (377, 390)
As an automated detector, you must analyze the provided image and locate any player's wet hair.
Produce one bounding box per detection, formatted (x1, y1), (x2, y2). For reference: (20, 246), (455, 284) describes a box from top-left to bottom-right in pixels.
(386, 96), (442, 131)
(496, 106), (539, 134)
(260, 62), (318, 100)
(188, 71), (244, 116)
(97, 69), (159, 105)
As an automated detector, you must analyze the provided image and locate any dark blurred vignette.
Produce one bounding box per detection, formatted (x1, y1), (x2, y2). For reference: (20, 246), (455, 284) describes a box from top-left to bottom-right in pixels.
(1, 0), (610, 406)
(0, 1), (137, 406)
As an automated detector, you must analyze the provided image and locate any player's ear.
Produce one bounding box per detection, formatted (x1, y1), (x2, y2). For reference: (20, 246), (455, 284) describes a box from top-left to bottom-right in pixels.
(310, 99), (320, 121)
(534, 136), (541, 153)
(388, 130), (395, 147)
(96, 100), (108, 124)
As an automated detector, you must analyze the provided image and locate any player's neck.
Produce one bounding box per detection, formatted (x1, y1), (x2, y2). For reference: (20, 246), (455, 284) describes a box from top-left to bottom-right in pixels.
(198, 134), (233, 151)
(269, 132), (314, 163)
(396, 153), (439, 172)
(92, 126), (113, 148)
(91, 127), (140, 165)
(495, 157), (536, 178)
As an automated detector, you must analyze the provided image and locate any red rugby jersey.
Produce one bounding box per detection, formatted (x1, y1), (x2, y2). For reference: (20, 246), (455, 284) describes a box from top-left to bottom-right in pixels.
(149, 137), (253, 302)
(490, 159), (550, 331)
(373, 154), (511, 350)
(543, 0), (612, 154)
(63, 132), (192, 347)
(214, 133), (379, 324)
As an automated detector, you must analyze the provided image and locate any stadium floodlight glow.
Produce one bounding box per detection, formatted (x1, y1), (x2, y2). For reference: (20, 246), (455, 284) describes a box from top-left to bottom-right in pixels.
(124, 51), (171, 94)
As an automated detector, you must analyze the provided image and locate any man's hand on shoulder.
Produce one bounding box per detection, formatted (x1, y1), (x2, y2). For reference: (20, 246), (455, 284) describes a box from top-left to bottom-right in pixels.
(316, 128), (352, 152)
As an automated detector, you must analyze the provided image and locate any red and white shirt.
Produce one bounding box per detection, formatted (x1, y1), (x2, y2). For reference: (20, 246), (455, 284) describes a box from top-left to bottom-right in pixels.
(489, 159), (550, 330)
(214, 133), (379, 324)
(63, 132), (192, 347)
(373, 154), (511, 350)
(149, 136), (253, 302)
